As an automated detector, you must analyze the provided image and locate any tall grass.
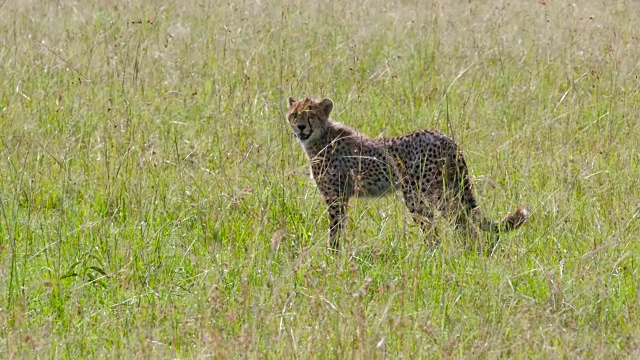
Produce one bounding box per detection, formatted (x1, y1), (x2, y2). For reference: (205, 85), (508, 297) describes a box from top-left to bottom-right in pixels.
(1, 0), (639, 357)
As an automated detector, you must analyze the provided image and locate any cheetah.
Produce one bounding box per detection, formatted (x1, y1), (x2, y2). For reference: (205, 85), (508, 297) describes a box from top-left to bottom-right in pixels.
(286, 97), (529, 249)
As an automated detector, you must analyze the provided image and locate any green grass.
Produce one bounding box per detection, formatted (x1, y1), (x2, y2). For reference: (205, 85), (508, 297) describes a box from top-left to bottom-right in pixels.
(1, 0), (639, 357)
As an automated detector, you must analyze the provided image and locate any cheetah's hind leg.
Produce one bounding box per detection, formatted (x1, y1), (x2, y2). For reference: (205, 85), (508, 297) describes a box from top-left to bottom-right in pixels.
(412, 212), (439, 246)
(400, 187), (439, 246)
(460, 207), (500, 255)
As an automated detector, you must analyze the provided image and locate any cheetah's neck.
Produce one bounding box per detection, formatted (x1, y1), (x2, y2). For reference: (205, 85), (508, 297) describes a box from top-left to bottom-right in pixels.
(301, 119), (366, 158)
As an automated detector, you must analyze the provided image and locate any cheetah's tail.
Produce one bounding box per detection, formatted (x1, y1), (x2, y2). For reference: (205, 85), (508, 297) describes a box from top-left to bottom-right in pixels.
(453, 150), (529, 232)
(478, 207), (530, 233)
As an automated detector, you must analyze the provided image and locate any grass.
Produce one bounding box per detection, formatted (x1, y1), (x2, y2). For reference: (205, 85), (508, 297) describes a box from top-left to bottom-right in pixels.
(1, 0), (639, 357)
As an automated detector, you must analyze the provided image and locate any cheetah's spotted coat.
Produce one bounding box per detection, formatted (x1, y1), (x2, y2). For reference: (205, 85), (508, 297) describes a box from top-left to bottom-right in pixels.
(286, 97), (528, 249)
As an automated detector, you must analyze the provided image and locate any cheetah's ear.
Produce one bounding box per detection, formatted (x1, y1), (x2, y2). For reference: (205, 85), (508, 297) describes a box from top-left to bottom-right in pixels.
(319, 98), (333, 116)
(288, 97), (296, 108)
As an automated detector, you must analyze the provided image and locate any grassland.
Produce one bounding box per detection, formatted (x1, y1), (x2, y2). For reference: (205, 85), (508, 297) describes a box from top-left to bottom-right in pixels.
(1, 0), (639, 358)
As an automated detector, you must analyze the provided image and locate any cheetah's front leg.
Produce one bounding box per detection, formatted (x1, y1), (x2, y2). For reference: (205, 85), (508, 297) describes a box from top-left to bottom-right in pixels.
(325, 197), (348, 249)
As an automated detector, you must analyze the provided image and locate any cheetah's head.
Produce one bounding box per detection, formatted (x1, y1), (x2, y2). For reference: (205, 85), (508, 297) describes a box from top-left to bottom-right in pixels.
(286, 97), (333, 143)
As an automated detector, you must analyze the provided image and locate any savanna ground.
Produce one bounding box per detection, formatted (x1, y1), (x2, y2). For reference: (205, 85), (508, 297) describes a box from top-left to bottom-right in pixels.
(1, 0), (639, 358)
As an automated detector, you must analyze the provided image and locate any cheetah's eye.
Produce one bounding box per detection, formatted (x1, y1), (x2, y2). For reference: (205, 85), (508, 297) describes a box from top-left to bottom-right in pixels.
(291, 113), (297, 119)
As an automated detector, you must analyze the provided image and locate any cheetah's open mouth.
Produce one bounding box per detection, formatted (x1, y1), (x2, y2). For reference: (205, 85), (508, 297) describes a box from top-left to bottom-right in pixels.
(298, 133), (310, 140)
